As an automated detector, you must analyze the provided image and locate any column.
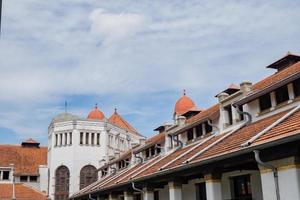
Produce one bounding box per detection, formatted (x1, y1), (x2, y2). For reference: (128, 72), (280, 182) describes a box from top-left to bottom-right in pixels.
(193, 127), (197, 139)
(202, 123), (206, 136)
(204, 174), (222, 200)
(270, 92), (276, 110)
(168, 181), (182, 200)
(143, 187), (154, 200)
(259, 168), (277, 200)
(108, 194), (118, 200)
(278, 164), (300, 199)
(124, 191), (134, 200)
(287, 83), (295, 102)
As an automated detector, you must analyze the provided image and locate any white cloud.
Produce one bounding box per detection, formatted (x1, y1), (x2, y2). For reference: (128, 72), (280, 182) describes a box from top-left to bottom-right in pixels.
(89, 9), (145, 44)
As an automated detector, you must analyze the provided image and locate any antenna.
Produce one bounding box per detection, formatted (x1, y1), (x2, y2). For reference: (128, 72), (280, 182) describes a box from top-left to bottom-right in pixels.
(65, 101), (67, 113)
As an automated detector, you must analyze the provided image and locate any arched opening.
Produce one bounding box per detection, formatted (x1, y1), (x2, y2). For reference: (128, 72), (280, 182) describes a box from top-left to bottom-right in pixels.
(80, 165), (97, 189)
(55, 165), (70, 200)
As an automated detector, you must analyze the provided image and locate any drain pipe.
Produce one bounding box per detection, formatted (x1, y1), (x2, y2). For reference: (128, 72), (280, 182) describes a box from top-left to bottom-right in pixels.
(89, 194), (96, 200)
(132, 182), (144, 199)
(173, 134), (183, 148)
(110, 165), (117, 175)
(254, 150), (280, 200)
(232, 104), (252, 125)
(207, 119), (219, 134)
(134, 153), (144, 163)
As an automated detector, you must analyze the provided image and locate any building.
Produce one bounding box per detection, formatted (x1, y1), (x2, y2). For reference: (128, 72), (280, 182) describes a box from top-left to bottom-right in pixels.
(71, 53), (300, 200)
(0, 106), (145, 200)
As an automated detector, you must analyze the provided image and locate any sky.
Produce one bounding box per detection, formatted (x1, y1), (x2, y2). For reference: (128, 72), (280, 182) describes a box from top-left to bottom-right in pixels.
(1, 0), (300, 145)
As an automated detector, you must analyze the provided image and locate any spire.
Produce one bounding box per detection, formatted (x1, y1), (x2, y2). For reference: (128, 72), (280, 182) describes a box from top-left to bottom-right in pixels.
(183, 89), (186, 96)
(114, 108), (117, 113)
(95, 103), (98, 109)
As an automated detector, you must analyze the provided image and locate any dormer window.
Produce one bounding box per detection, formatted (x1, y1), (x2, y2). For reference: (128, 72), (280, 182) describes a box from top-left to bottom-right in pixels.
(275, 85), (289, 104)
(259, 93), (272, 112)
(101, 168), (108, 177)
(0, 170), (10, 181)
(293, 78), (300, 97)
(195, 124), (203, 137)
(187, 129), (194, 141)
(205, 121), (212, 133)
(224, 105), (233, 126)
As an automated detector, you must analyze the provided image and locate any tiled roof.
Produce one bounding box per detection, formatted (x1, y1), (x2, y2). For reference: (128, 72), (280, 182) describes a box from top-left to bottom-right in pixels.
(0, 183), (48, 200)
(186, 104), (220, 124)
(108, 110), (141, 136)
(252, 61), (300, 91)
(0, 145), (47, 175)
(253, 109), (300, 145)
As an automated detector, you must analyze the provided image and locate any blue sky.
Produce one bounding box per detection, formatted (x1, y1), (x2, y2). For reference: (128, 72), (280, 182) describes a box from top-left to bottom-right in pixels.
(1, 0), (300, 145)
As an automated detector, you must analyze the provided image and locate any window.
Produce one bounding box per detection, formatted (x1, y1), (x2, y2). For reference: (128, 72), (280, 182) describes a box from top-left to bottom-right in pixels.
(150, 146), (155, 156)
(238, 105), (244, 121)
(205, 121), (212, 133)
(30, 176), (38, 182)
(64, 133), (68, 145)
(60, 134), (63, 146)
(80, 165), (97, 189)
(80, 132), (83, 145)
(293, 78), (300, 97)
(86, 133), (89, 145)
(187, 129), (194, 141)
(146, 148), (150, 158)
(196, 124), (203, 137)
(69, 132), (72, 145)
(259, 93), (272, 111)
(156, 144), (161, 154)
(224, 105), (233, 125)
(154, 191), (159, 200)
(196, 182), (207, 200)
(97, 133), (100, 145)
(55, 134), (58, 147)
(20, 176), (28, 182)
(55, 166), (70, 200)
(275, 85), (289, 104)
(232, 175), (252, 200)
(91, 133), (95, 145)
(101, 168), (108, 177)
(2, 171), (10, 180)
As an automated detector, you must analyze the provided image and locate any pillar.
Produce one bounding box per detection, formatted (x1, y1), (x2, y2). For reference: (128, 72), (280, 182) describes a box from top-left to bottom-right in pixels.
(108, 194), (118, 200)
(168, 181), (182, 200)
(278, 164), (300, 199)
(270, 92), (276, 110)
(143, 187), (154, 200)
(124, 191), (134, 200)
(287, 83), (295, 102)
(204, 174), (222, 200)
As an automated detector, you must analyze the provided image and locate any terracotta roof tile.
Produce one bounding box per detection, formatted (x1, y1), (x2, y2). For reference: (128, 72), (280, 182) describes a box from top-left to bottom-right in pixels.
(253, 109), (300, 145)
(186, 104), (220, 124)
(108, 110), (141, 136)
(252, 61), (300, 91)
(191, 110), (288, 163)
(0, 145), (47, 175)
(0, 183), (47, 200)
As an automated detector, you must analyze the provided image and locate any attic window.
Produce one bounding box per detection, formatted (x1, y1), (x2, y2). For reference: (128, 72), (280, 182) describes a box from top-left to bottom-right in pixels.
(259, 93), (272, 112)
(101, 168), (108, 177)
(20, 176), (27, 182)
(205, 121), (212, 133)
(187, 129), (194, 141)
(224, 105), (233, 125)
(275, 85), (289, 104)
(30, 176), (38, 182)
(196, 124), (203, 137)
(293, 78), (300, 97)
(2, 171), (10, 180)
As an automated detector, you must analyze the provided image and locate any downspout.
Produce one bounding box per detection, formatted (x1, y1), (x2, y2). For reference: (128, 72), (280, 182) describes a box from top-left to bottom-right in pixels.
(89, 194), (96, 200)
(254, 150), (280, 200)
(132, 182), (144, 199)
(173, 134), (183, 148)
(134, 153), (144, 163)
(110, 165), (117, 175)
(207, 119), (219, 134)
(232, 104), (252, 125)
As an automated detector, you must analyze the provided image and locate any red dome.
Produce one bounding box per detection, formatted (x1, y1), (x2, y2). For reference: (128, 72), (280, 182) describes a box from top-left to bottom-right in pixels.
(174, 91), (196, 115)
(87, 105), (105, 120)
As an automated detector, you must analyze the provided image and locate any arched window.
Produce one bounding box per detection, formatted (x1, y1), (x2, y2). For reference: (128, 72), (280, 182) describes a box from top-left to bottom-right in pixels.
(80, 165), (97, 189)
(55, 166), (70, 200)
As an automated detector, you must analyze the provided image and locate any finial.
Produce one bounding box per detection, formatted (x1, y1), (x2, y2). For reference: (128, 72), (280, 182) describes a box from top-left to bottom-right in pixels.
(95, 103), (98, 109)
(114, 108), (117, 113)
(287, 51), (291, 55)
(183, 89), (186, 96)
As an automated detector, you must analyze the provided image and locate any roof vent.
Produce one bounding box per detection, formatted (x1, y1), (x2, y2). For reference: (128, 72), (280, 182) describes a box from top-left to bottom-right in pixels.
(266, 52), (300, 71)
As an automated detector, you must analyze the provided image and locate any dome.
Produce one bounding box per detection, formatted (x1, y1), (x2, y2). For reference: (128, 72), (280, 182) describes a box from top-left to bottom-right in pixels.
(52, 113), (81, 123)
(87, 105), (105, 120)
(174, 91), (196, 115)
